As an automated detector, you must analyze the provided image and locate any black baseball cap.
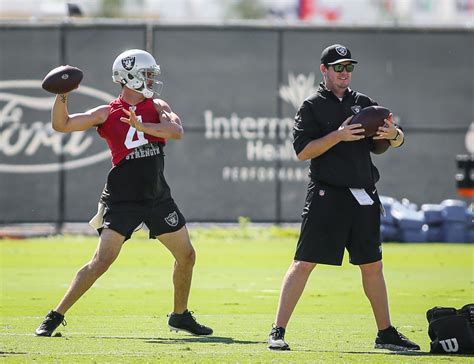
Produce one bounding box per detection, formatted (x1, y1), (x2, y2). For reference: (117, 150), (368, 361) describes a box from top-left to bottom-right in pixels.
(320, 44), (358, 65)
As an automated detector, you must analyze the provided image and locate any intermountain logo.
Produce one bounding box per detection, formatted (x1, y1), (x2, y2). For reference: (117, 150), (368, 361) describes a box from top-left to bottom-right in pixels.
(279, 72), (318, 110)
(0, 80), (115, 173)
(204, 73), (315, 182)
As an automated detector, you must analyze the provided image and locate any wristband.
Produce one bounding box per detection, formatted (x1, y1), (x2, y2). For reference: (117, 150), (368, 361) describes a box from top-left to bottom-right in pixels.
(391, 129), (400, 141)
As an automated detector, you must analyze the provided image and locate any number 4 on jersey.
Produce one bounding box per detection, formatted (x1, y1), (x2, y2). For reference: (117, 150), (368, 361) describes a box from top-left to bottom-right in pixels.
(124, 115), (149, 149)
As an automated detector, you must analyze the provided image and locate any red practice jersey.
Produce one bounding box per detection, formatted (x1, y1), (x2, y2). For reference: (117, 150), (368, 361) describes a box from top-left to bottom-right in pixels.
(98, 95), (166, 165)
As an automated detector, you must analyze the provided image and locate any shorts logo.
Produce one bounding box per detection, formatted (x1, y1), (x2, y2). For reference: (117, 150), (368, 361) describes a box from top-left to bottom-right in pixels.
(351, 105), (361, 114)
(319, 189), (325, 196)
(165, 211), (179, 227)
(121, 56), (136, 71)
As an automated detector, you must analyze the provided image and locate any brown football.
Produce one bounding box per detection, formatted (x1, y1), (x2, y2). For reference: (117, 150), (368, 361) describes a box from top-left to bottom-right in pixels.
(41, 65), (83, 94)
(350, 106), (390, 137)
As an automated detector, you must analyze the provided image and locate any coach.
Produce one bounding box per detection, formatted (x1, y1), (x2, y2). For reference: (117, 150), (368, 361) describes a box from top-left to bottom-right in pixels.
(267, 44), (419, 351)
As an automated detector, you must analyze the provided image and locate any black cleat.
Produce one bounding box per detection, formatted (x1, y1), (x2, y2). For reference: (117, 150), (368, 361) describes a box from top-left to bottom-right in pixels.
(375, 326), (420, 351)
(268, 325), (290, 351)
(35, 310), (67, 337)
(167, 310), (213, 336)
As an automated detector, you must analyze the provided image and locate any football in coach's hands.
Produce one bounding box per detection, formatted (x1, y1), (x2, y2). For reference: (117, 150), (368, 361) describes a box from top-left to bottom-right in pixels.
(41, 65), (83, 94)
(350, 106), (390, 137)
(371, 139), (390, 154)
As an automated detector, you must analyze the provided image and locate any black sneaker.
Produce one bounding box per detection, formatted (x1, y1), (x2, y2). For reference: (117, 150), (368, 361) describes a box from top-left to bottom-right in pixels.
(268, 325), (290, 351)
(375, 326), (420, 351)
(35, 310), (67, 337)
(167, 310), (213, 336)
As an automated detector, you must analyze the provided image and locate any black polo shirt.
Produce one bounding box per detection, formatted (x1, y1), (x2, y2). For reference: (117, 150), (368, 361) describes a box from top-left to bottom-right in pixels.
(293, 83), (380, 188)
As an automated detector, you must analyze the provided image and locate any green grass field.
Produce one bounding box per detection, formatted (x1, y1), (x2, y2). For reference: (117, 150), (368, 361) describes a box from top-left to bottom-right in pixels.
(1, 226), (473, 363)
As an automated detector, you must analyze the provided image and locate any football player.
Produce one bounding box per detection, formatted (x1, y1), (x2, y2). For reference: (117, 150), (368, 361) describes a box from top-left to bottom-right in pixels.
(35, 49), (212, 337)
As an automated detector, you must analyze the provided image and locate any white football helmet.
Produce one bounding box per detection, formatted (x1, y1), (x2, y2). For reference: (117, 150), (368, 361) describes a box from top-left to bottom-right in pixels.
(112, 49), (163, 98)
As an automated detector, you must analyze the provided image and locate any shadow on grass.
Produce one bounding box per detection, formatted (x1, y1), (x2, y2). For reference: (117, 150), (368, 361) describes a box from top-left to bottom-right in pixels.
(91, 335), (263, 345)
(298, 349), (474, 358)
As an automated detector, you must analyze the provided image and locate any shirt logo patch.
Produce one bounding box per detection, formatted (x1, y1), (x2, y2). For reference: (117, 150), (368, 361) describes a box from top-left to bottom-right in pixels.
(164, 211), (179, 227)
(351, 105), (361, 114)
(319, 189), (325, 196)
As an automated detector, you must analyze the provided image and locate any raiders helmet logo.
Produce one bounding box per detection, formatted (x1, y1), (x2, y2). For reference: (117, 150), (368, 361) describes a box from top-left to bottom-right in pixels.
(164, 211), (179, 227)
(335, 46), (348, 56)
(121, 56), (136, 71)
(351, 105), (361, 114)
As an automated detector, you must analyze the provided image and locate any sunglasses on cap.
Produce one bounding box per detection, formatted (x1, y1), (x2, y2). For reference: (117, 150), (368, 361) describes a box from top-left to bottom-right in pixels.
(331, 63), (355, 73)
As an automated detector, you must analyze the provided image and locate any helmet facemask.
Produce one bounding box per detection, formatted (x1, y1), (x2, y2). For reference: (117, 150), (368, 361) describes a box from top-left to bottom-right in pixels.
(133, 65), (163, 98)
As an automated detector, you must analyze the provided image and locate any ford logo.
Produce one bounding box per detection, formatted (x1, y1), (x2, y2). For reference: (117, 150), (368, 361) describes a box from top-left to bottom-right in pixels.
(0, 80), (115, 173)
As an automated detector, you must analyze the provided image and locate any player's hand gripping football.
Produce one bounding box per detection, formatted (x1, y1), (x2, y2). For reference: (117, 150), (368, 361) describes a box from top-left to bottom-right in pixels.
(337, 115), (365, 141)
(373, 113), (397, 140)
(120, 108), (144, 131)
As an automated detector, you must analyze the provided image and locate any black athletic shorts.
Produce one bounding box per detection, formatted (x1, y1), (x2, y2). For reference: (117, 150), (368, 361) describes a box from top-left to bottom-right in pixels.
(294, 180), (382, 266)
(99, 198), (186, 241)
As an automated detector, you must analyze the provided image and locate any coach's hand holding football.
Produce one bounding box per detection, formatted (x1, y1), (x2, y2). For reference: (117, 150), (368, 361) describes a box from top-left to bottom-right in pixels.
(373, 113), (405, 147)
(337, 115), (365, 141)
(296, 115), (365, 161)
(268, 44), (418, 352)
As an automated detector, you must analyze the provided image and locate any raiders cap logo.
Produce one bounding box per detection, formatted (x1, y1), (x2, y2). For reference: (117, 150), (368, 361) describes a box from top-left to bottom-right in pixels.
(335, 46), (348, 56)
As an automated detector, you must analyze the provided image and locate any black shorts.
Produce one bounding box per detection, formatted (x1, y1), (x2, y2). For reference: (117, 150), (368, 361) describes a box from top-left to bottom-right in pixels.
(99, 198), (186, 241)
(294, 181), (382, 266)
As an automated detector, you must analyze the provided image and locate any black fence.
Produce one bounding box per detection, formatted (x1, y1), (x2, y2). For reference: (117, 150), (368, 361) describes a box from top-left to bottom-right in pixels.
(0, 22), (472, 224)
